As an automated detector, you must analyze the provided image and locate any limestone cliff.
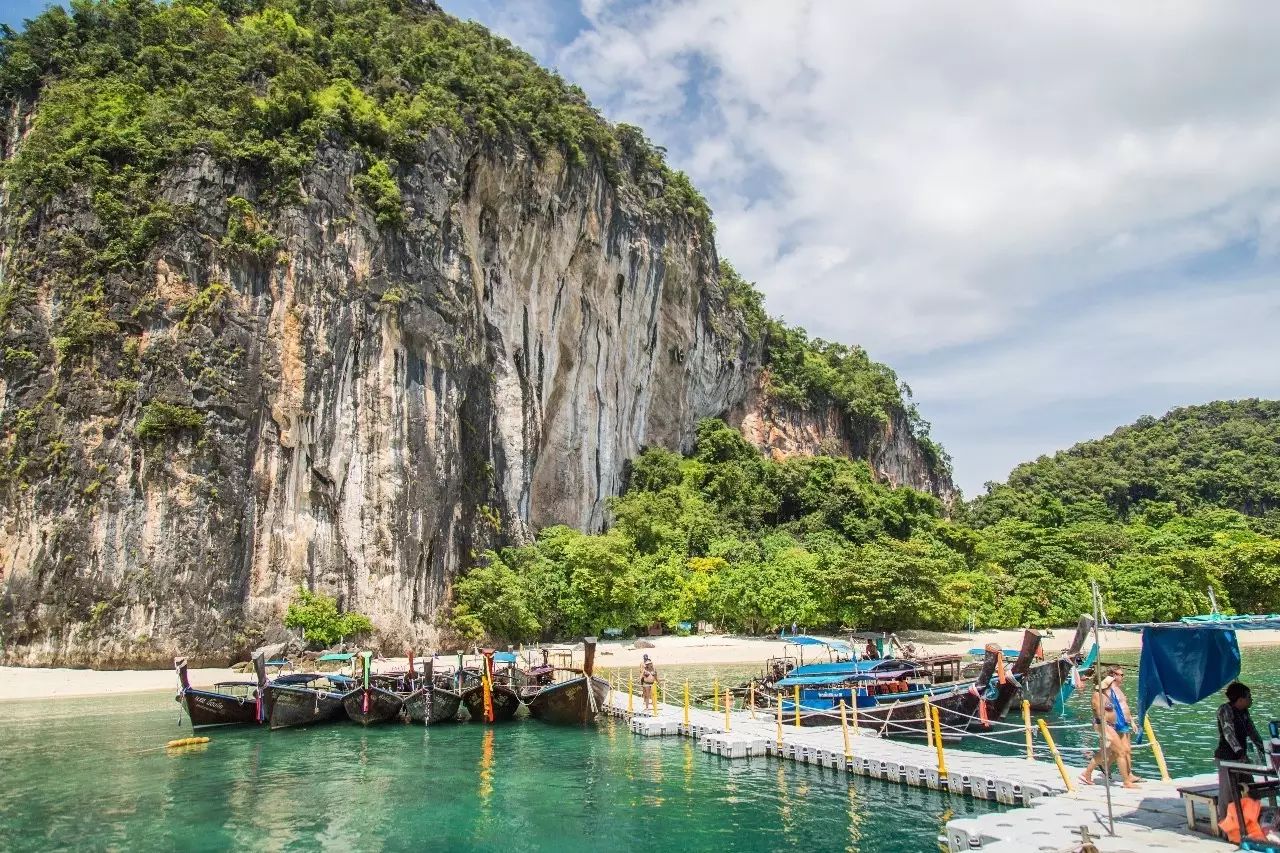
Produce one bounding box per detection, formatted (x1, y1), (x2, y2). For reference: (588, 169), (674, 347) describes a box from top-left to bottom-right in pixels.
(0, 0), (951, 665)
(726, 371), (957, 506)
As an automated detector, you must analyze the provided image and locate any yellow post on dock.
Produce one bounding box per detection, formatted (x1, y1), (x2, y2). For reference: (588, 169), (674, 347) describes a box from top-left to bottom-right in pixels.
(775, 696), (784, 747)
(1143, 715), (1172, 782)
(839, 700), (852, 760)
(627, 672), (634, 715)
(1022, 700), (1034, 761)
(683, 680), (690, 728)
(922, 695), (934, 749)
(793, 684), (801, 729)
(931, 706), (948, 779)
(1037, 718), (1074, 792)
(724, 689), (732, 732)
(749, 681), (756, 719)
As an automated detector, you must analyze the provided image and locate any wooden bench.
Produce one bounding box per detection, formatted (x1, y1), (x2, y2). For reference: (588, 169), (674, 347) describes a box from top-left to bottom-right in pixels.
(1178, 783), (1219, 836)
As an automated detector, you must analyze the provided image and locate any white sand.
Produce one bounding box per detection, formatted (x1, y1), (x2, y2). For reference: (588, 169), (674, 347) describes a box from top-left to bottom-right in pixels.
(4, 628), (1278, 701)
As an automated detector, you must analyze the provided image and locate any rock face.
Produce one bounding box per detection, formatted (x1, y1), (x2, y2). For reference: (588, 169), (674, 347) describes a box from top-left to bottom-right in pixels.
(0, 129), (759, 665)
(0, 54), (952, 668)
(727, 371), (958, 506)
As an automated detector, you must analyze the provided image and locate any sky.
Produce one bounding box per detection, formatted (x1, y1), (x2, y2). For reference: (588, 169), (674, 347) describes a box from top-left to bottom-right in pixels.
(6, 1), (1280, 496)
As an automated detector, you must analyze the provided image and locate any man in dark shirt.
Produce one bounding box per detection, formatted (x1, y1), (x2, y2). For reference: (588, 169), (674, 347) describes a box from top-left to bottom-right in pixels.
(1216, 681), (1266, 819)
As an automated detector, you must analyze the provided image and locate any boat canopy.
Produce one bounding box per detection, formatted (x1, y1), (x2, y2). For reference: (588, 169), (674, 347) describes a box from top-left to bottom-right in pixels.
(776, 668), (919, 687)
(788, 635), (852, 652)
(788, 660), (898, 678)
(316, 652), (354, 662)
(493, 651), (518, 664)
(1108, 614), (1280, 631)
(1136, 624), (1243, 731)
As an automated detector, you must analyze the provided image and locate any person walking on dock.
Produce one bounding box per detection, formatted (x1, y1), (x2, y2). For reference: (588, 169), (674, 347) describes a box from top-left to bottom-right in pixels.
(640, 655), (658, 715)
(1215, 681), (1266, 820)
(1079, 668), (1138, 788)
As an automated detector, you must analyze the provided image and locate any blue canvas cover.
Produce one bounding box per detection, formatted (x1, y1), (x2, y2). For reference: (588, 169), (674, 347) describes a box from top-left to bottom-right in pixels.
(789, 636), (852, 652)
(493, 652), (517, 664)
(1137, 625), (1241, 730)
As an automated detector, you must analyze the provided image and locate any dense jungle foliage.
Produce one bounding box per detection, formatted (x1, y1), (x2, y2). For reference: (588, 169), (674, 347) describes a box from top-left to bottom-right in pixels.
(455, 405), (1280, 643)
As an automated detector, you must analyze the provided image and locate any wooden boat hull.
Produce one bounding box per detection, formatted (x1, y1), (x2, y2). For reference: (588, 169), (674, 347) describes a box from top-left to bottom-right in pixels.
(265, 685), (347, 730)
(179, 686), (260, 730)
(460, 684), (521, 722)
(343, 687), (404, 725)
(402, 686), (463, 725)
(528, 676), (611, 725)
(1018, 656), (1074, 713)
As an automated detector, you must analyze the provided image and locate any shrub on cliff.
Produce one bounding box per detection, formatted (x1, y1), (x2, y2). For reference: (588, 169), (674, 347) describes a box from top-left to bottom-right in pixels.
(283, 587), (374, 648)
(135, 401), (204, 439)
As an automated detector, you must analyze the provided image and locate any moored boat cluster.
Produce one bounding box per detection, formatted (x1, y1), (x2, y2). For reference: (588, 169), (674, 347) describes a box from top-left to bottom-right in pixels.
(175, 638), (612, 732)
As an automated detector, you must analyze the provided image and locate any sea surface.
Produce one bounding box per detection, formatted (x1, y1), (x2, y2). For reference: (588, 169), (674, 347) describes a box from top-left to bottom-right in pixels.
(1, 645), (1276, 852)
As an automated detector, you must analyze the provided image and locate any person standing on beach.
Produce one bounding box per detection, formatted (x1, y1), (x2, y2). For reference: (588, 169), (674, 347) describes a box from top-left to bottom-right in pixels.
(640, 655), (658, 715)
(1216, 681), (1266, 819)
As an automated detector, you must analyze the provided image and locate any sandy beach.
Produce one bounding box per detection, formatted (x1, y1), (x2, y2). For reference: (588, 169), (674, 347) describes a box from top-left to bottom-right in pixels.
(5, 627), (1279, 702)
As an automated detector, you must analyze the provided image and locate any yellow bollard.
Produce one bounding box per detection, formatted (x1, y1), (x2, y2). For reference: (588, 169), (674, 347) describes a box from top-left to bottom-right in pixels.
(1143, 715), (1172, 782)
(1022, 700), (1034, 762)
(713, 677), (719, 710)
(850, 688), (859, 734)
(725, 689), (732, 732)
(627, 672), (634, 716)
(749, 681), (756, 719)
(1037, 718), (1074, 793)
(839, 700), (852, 760)
(931, 706), (948, 779)
(794, 684), (802, 729)
(922, 694), (935, 749)
(683, 680), (690, 728)
(776, 695), (784, 747)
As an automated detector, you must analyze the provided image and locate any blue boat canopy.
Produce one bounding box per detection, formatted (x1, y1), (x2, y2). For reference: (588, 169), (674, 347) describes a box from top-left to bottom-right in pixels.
(493, 652), (517, 664)
(1109, 614), (1280, 632)
(966, 648), (1020, 658)
(1136, 624), (1242, 731)
(776, 669), (917, 687)
(316, 652), (354, 662)
(788, 636), (852, 652)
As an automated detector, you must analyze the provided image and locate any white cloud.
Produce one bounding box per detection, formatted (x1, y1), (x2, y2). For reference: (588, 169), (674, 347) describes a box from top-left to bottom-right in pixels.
(445, 0), (1280, 493)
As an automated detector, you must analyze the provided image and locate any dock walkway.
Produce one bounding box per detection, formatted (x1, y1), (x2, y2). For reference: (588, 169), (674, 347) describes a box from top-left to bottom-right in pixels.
(603, 691), (1230, 851)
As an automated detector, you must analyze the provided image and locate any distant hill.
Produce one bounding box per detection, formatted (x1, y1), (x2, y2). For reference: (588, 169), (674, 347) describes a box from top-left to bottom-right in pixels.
(970, 400), (1280, 526)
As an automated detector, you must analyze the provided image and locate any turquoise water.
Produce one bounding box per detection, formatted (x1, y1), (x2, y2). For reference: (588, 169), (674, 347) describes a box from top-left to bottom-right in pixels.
(0, 689), (999, 852)
(2, 647), (1275, 852)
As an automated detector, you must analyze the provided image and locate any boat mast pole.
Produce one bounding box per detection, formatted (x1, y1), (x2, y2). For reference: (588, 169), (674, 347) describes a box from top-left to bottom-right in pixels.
(1091, 580), (1115, 835)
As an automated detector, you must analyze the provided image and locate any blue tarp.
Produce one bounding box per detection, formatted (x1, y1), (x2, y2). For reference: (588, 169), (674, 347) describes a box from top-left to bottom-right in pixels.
(776, 669), (915, 687)
(493, 652), (517, 664)
(788, 636), (852, 652)
(788, 660), (893, 678)
(1137, 625), (1242, 731)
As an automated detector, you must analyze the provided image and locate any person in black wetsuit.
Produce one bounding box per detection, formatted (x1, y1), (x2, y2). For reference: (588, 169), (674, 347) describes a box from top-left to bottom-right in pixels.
(1216, 681), (1266, 819)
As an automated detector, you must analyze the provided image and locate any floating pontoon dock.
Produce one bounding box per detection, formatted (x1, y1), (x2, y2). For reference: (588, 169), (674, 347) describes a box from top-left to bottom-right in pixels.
(603, 688), (1229, 852)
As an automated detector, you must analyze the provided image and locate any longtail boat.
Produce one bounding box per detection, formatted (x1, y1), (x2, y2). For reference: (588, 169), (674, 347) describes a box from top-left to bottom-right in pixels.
(343, 651), (403, 725)
(460, 648), (521, 723)
(175, 653), (267, 730)
(1017, 614), (1099, 713)
(263, 672), (353, 730)
(773, 631), (1042, 740)
(400, 656), (463, 725)
(527, 637), (611, 725)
